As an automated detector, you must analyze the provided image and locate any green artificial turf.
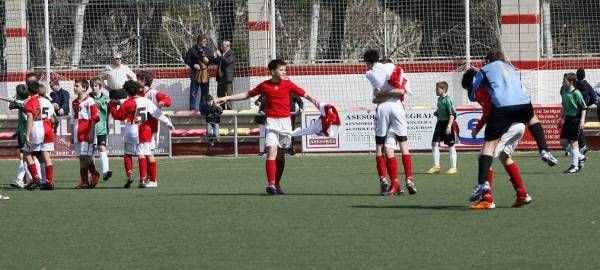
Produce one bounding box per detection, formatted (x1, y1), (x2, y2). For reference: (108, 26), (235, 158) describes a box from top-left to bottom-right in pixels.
(0, 152), (598, 269)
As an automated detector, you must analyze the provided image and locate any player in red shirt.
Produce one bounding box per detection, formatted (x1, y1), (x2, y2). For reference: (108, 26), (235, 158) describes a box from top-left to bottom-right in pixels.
(110, 81), (175, 188)
(137, 71), (172, 187)
(23, 81), (57, 190)
(216, 59), (320, 195)
(462, 68), (531, 209)
(72, 79), (101, 188)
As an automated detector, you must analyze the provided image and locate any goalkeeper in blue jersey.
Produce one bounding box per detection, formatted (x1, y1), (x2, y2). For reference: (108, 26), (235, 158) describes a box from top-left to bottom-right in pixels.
(467, 49), (557, 203)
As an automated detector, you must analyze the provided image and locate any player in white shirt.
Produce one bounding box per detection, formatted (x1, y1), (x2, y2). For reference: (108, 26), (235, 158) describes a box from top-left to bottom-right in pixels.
(364, 50), (416, 196)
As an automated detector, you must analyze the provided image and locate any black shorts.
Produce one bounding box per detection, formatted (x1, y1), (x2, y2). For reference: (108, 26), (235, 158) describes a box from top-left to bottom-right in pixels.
(432, 120), (456, 146)
(485, 103), (534, 141)
(97, 134), (108, 146)
(560, 116), (581, 141)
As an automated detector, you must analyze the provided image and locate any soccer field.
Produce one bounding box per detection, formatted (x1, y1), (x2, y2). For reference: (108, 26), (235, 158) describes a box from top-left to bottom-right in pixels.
(0, 152), (598, 269)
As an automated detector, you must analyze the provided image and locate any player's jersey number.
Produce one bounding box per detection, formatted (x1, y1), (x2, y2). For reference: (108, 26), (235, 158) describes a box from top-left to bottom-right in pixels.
(34, 107), (50, 121)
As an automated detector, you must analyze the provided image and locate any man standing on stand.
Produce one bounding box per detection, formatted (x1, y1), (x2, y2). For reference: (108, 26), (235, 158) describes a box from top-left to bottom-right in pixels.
(185, 34), (215, 110)
(215, 40), (236, 110)
(100, 52), (137, 100)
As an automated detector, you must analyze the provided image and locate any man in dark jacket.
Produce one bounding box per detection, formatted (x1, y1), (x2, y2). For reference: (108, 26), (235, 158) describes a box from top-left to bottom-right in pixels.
(574, 68), (595, 155)
(185, 34), (215, 110)
(216, 40), (236, 110)
(49, 80), (70, 116)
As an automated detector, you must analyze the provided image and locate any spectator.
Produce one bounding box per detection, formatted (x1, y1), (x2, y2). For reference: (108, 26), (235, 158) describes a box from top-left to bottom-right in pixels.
(200, 95), (223, 146)
(49, 80), (70, 116)
(100, 52), (137, 100)
(215, 40), (236, 110)
(288, 93), (304, 155)
(185, 34), (215, 110)
(26, 72), (39, 82)
(574, 68), (596, 155)
(254, 95), (266, 155)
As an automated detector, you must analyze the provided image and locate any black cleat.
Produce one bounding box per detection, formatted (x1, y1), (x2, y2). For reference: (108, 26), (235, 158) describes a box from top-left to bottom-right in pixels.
(265, 186), (278, 195)
(103, 170), (113, 181)
(124, 179), (134, 188)
(40, 183), (54, 190)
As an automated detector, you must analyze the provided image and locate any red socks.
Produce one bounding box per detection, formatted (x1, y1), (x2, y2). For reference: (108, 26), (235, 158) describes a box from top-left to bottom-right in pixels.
(124, 155), (133, 177)
(375, 156), (387, 179)
(45, 165), (54, 184)
(138, 157), (147, 181)
(401, 154), (413, 179)
(148, 161), (157, 182)
(505, 163), (527, 197)
(386, 156), (398, 182)
(27, 164), (40, 183)
(87, 161), (98, 175)
(483, 168), (494, 203)
(275, 159), (285, 186)
(266, 160), (277, 186)
(80, 167), (89, 183)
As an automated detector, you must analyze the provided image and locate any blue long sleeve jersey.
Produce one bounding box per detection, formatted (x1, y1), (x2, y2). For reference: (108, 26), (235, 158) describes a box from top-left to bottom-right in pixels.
(469, 61), (530, 108)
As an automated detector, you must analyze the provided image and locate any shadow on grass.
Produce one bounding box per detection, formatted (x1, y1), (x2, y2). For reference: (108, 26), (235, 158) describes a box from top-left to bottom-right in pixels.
(160, 193), (381, 197)
(350, 204), (511, 211)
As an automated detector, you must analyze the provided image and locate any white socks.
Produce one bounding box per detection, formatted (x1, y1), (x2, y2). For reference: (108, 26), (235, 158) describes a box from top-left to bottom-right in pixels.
(100, 151), (110, 173)
(449, 146), (457, 169)
(571, 147), (581, 167)
(16, 160), (26, 180)
(432, 145), (440, 167)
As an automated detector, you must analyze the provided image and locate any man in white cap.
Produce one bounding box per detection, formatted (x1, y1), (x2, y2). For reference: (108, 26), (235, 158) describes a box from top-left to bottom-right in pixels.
(100, 52), (137, 100)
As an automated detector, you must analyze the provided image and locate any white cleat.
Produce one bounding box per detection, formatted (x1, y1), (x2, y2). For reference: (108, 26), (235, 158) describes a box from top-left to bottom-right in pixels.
(10, 179), (25, 189)
(145, 180), (158, 188)
(0, 195), (10, 200)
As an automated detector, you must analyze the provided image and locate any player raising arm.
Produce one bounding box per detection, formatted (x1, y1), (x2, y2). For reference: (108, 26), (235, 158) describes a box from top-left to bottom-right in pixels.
(216, 59), (319, 195)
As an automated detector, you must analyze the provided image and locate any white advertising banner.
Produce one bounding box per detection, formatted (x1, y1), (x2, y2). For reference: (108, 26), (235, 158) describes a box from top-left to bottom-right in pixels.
(301, 109), (437, 152)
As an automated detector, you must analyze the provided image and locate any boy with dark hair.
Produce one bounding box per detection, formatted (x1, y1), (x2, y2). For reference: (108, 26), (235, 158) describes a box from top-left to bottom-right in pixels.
(463, 68), (532, 209)
(428, 81), (458, 174)
(72, 79), (101, 188)
(137, 71), (172, 187)
(467, 49), (557, 201)
(560, 73), (587, 173)
(574, 68), (595, 155)
(110, 81), (174, 188)
(90, 77), (112, 180)
(22, 82), (56, 190)
(49, 80), (70, 116)
(216, 59), (320, 195)
(0, 85), (36, 189)
(363, 49), (416, 196)
(200, 95), (223, 146)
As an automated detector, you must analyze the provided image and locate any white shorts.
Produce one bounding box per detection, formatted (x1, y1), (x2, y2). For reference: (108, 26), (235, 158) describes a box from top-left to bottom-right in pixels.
(494, 123), (525, 157)
(124, 142), (152, 156)
(75, 142), (95, 156)
(265, 117), (292, 149)
(375, 101), (407, 138)
(150, 133), (158, 151)
(384, 131), (400, 150)
(22, 142), (54, 153)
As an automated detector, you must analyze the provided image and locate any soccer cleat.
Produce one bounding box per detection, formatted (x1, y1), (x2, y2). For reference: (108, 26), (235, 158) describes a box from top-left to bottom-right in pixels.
(24, 179), (40, 191)
(265, 185), (278, 195)
(541, 151), (558, 167)
(469, 200), (496, 210)
(379, 177), (390, 196)
(445, 168), (458, 174)
(581, 145), (589, 156)
(275, 185), (285, 195)
(40, 183), (54, 190)
(287, 147), (296, 156)
(385, 186), (404, 196)
(10, 179), (25, 189)
(468, 181), (491, 202)
(123, 177), (134, 188)
(426, 166), (442, 174)
(563, 165), (579, 174)
(145, 180), (158, 188)
(405, 178), (417, 195)
(89, 172), (100, 188)
(75, 181), (88, 189)
(578, 155), (587, 169)
(512, 194), (533, 208)
(103, 170), (113, 181)
(138, 179), (147, 189)
(0, 194), (10, 200)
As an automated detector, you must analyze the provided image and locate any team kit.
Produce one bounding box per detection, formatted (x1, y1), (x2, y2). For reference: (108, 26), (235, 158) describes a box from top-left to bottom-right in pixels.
(3, 49), (588, 210)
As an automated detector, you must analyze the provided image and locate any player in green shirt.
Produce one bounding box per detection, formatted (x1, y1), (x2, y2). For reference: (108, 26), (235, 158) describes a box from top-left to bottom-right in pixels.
(427, 81), (458, 175)
(90, 77), (112, 180)
(0, 84), (36, 189)
(559, 73), (587, 173)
